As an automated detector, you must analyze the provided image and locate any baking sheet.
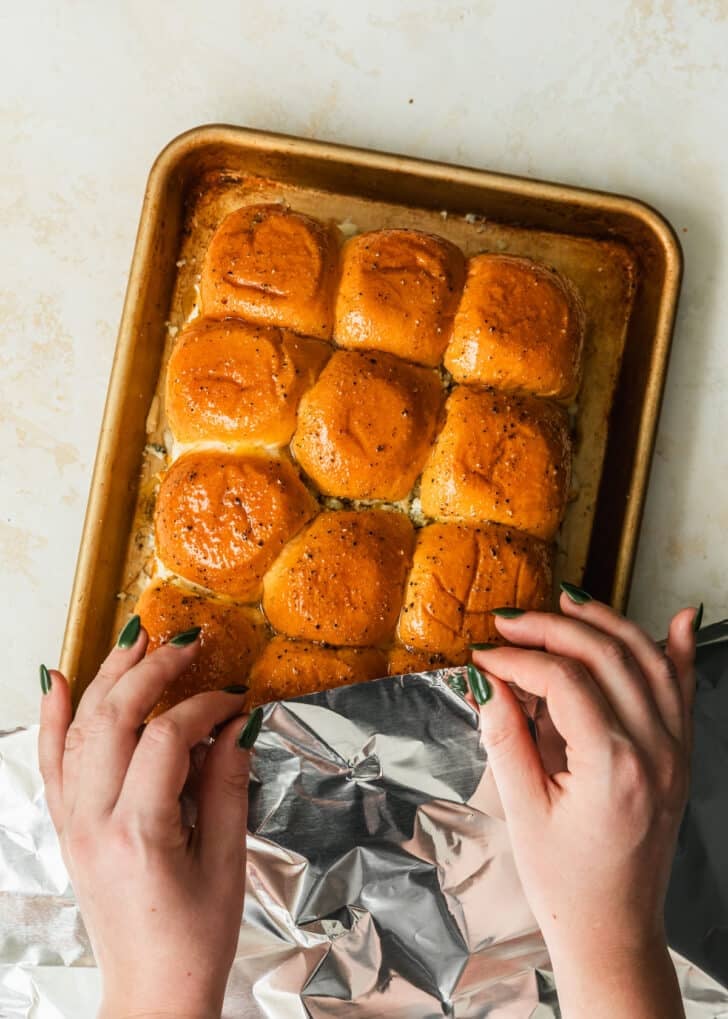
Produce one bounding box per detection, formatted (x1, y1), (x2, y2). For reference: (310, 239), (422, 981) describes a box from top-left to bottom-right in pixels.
(60, 125), (682, 703)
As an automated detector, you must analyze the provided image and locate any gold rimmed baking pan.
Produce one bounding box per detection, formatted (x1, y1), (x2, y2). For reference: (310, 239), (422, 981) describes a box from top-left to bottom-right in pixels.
(60, 124), (682, 704)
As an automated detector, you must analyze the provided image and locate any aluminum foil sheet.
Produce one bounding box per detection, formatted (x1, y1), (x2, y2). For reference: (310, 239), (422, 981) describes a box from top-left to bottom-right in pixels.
(2, 641), (728, 1017)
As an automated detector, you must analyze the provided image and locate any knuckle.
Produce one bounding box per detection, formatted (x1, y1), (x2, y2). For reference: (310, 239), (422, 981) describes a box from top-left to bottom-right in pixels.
(612, 742), (648, 795)
(656, 745), (688, 803)
(143, 714), (183, 748)
(553, 657), (589, 687)
(655, 654), (679, 686)
(65, 824), (94, 860)
(84, 698), (122, 735)
(96, 663), (119, 685)
(482, 721), (521, 762)
(219, 770), (249, 802)
(63, 724), (85, 755)
(600, 636), (633, 669)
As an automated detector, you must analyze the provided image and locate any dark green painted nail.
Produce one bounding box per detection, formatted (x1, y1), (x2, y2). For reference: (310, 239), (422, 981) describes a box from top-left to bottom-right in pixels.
(467, 664), (491, 705)
(116, 614), (141, 649)
(222, 684), (249, 695)
(491, 607), (526, 618)
(447, 673), (468, 697)
(469, 642), (497, 650)
(40, 664), (52, 696)
(169, 626), (201, 647)
(693, 603), (704, 633)
(237, 707), (264, 750)
(560, 581), (592, 605)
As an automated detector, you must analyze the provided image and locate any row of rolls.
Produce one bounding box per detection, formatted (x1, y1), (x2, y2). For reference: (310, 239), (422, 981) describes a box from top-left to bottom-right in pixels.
(136, 202), (585, 713)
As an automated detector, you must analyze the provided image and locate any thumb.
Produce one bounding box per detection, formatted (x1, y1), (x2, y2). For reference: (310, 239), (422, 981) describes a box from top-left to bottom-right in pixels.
(196, 714), (252, 872)
(470, 663), (549, 827)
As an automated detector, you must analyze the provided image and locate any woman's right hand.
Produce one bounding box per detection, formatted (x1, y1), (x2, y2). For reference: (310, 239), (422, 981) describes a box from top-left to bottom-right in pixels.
(470, 594), (697, 1019)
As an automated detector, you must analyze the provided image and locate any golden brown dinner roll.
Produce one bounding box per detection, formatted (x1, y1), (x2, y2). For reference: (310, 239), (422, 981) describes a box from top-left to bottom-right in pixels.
(420, 386), (571, 541)
(200, 204), (339, 339)
(334, 229), (466, 367)
(387, 644), (456, 675)
(248, 637), (387, 707)
(155, 451), (318, 600)
(291, 350), (443, 500)
(166, 317), (330, 445)
(398, 522), (553, 658)
(444, 254), (585, 400)
(262, 509), (415, 646)
(136, 579), (267, 717)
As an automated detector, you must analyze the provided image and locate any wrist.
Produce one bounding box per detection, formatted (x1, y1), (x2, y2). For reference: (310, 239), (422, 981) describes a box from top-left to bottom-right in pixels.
(99, 1009), (218, 1019)
(99, 999), (220, 1019)
(547, 924), (669, 972)
(547, 934), (683, 1019)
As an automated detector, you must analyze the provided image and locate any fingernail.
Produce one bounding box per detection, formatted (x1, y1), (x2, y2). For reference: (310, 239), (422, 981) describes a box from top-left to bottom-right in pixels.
(169, 626), (201, 647)
(116, 614), (141, 649)
(222, 684), (249, 695)
(467, 663), (491, 705)
(693, 603), (704, 633)
(39, 664), (52, 696)
(469, 642), (497, 650)
(237, 706), (264, 750)
(491, 607), (525, 619)
(447, 673), (468, 697)
(560, 581), (592, 605)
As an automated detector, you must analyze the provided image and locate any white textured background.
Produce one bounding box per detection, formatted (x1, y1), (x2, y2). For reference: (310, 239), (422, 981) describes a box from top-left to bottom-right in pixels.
(2, 0), (727, 726)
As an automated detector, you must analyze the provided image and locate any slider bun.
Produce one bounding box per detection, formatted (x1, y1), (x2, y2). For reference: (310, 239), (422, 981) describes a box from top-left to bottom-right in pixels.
(155, 451), (317, 600)
(200, 204), (339, 339)
(398, 522), (553, 658)
(248, 637), (386, 707)
(136, 580), (267, 717)
(334, 229), (466, 367)
(262, 509), (415, 646)
(420, 386), (571, 541)
(166, 317), (330, 445)
(387, 644), (455, 675)
(445, 254), (585, 400)
(292, 349), (443, 500)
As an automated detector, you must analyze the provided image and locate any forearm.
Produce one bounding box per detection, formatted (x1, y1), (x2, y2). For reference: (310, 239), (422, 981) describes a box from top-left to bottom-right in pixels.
(549, 937), (685, 1019)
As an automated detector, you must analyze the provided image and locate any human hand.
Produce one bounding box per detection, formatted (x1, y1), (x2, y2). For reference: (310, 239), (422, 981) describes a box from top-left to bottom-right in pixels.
(38, 618), (261, 1019)
(469, 592), (697, 1019)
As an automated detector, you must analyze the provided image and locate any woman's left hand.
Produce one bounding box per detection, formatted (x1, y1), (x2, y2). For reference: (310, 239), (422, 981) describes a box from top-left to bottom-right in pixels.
(38, 619), (255, 1019)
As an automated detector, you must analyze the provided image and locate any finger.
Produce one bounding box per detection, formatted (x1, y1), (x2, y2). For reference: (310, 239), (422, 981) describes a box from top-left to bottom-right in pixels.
(492, 611), (666, 749)
(666, 607), (697, 735)
(117, 691), (249, 840)
(471, 645), (623, 763)
(72, 639), (201, 821)
(195, 715), (251, 872)
(38, 669), (73, 835)
(468, 665), (549, 828)
(559, 594), (685, 741)
(74, 618), (148, 724)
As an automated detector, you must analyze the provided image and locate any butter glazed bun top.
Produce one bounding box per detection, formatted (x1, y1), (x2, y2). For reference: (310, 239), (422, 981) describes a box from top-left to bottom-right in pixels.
(445, 254), (585, 400)
(201, 204), (339, 339)
(165, 317), (330, 446)
(137, 580), (267, 716)
(155, 451), (317, 601)
(420, 386), (572, 541)
(248, 637), (387, 708)
(292, 349), (444, 500)
(262, 509), (415, 647)
(398, 522), (553, 658)
(334, 229), (466, 366)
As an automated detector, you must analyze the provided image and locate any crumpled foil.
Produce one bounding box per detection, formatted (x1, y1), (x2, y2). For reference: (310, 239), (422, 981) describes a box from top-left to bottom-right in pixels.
(2, 633), (728, 1017)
